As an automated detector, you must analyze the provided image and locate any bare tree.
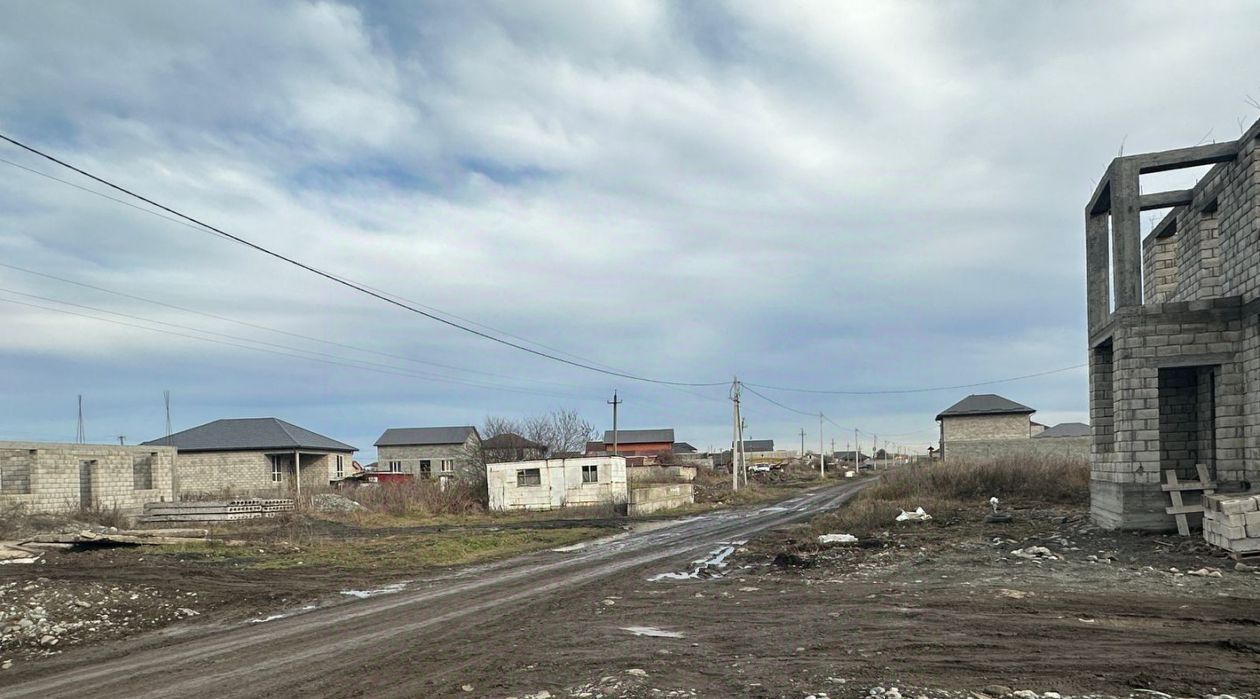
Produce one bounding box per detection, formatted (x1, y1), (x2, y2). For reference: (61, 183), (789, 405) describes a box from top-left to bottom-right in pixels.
(481, 409), (596, 456)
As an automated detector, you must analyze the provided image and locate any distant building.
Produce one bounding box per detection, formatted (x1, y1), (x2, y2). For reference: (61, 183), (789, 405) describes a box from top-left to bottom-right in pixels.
(488, 455), (627, 511)
(375, 426), (481, 481)
(585, 428), (674, 457)
(741, 439), (774, 453)
(935, 394), (1088, 462)
(144, 417), (356, 497)
(672, 442), (698, 454)
(481, 433), (547, 463)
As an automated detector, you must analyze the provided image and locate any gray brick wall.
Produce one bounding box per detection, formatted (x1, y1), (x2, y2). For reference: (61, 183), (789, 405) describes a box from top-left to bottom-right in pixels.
(0, 442), (176, 514)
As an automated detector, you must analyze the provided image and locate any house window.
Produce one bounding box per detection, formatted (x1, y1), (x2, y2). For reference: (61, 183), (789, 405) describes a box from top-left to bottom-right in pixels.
(418, 460), (432, 477)
(517, 468), (542, 487)
(439, 459), (454, 473)
(582, 464), (598, 484)
(270, 457), (283, 483)
(335, 455), (344, 479)
(387, 460), (402, 473)
(132, 454), (155, 490)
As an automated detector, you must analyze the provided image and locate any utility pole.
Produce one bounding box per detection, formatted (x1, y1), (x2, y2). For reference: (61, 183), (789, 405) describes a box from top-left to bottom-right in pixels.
(873, 434), (878, 469)
(799, 428), (806, 457)
(117, 436), (126, 446)
(607, 391), (621, 457)
(854, 428), (859, 465)
(76, 395), (85, 444)
(164, 389), (172, 437)
(731, 383), (738, 491)
(818, 413), (825, 477)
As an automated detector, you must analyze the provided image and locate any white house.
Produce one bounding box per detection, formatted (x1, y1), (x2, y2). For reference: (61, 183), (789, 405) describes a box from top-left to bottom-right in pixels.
(487, 455), (627, 512)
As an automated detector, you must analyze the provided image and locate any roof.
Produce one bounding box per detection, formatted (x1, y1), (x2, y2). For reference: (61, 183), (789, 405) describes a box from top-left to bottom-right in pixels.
(833, 450), (870, 460)
(585, 441), (606, 453)
(143, 418), (356, 453)
(936, 394), (1035, 420)
(602, 428), (674, 445)
(481, 433), (545, 450)
(1033, 422), (1091, 438)
(742, 439), (774, 452)
(375, 426), (479, 447)
(672, 442), (698, 454)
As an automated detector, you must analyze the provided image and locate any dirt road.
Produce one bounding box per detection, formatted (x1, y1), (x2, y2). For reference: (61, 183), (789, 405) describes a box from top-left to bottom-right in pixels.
(2, 482), (868, 698)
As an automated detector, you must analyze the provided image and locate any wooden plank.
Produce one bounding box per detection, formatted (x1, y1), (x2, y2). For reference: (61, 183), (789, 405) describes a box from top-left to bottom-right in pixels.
(1161, 481), (1218, 492)
(1165, 504), (1207, 515)
(1165, 470), (1190, 536)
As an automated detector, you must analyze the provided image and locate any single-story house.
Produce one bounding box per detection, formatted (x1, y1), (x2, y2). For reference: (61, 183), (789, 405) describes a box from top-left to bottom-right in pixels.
(143, 417), (356, 498)
(375, 426), (481, 480)
(481, 433), (547, 463)
(488, 455), (627, 511)
(0, 441), (177, 514)
(585, 428), (675, 457)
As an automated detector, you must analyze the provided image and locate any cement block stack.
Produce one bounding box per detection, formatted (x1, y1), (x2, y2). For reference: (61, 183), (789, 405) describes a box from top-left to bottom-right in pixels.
(1202, 493), (1260, 556)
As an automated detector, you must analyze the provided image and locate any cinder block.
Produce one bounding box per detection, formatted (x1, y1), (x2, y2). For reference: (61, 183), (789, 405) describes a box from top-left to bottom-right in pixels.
(1221, 497), (1258, 515)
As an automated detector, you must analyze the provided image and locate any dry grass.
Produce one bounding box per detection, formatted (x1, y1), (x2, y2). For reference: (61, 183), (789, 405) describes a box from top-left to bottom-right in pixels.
(340, 480), (487, 518)
(73, 502), (132, 529)
(812, 456), (1089, 537)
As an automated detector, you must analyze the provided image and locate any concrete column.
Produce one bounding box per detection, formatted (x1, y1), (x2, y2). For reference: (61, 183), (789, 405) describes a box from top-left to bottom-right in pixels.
(1111, 160), (1143, 308)
(1086, 211), (1111, 330)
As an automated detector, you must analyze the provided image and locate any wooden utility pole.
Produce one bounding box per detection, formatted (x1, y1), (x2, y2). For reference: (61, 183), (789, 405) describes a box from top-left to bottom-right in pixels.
(607, 391), (621, 456)
(818, 413), (825, 477)
(799, 428), (806, 457)
(731, 379), (742, 491)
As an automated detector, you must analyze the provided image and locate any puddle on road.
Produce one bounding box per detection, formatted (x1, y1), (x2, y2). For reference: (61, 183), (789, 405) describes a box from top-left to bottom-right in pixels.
(622, 626), (684, 638)
(647, 541), (747, 582)
(247, 604), (317, 624)
(339, 582), (408, 599)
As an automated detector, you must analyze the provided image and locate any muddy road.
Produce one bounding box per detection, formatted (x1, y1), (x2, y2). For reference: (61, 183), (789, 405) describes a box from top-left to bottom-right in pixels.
(2, 482), (868, 698)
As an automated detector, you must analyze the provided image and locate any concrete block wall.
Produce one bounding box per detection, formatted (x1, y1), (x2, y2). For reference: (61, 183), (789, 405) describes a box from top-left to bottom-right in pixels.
(175, 451), (348, 498)
(0, 442), (176, 514)
(627, 483), (695, 516)
(941, 413), (1031, 445)
(944, 437), (1090, 463)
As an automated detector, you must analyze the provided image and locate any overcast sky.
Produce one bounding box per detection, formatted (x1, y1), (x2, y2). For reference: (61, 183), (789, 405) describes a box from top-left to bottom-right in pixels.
(2, 1), (1259, 460)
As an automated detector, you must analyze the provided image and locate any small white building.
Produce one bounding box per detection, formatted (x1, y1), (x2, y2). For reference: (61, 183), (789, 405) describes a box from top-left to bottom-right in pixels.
(487, 456), (627, 512)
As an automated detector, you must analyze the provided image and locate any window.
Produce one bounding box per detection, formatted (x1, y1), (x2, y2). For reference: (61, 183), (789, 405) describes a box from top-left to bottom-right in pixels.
(270, 457), (283, 483)
(439, 459), (454, 473)
(132, 453), (155, 490)
(418, 460), (432, 477)
(582, 464), (598, 484)
(335, 455), (344, 479)
(387, 460), (402, 473)
(517, 468), (542, 487)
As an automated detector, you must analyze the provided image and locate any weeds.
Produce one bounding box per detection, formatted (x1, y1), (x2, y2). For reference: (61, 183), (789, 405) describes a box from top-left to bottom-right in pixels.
(341, 479), (486, 518)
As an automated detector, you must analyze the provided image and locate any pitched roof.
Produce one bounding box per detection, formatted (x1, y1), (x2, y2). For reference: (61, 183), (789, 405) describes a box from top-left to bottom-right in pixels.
(602, 428), (674, 444)
(481, 433), (545, 450)
(742, 439), (774, 452)
(936, 394), (1035, 420)
(375, 426), (479, 447)
(672, 442), (698, 453)
(1033, 422), (1091, 438)
(143, 418), (356, 453)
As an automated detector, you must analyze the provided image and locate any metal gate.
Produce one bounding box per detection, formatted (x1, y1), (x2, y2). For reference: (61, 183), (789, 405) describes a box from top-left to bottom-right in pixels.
(79, 460), (94, 508)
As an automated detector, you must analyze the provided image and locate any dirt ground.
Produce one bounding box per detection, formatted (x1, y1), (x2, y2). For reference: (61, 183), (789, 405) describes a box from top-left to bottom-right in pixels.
(511, 503), (1260, 699)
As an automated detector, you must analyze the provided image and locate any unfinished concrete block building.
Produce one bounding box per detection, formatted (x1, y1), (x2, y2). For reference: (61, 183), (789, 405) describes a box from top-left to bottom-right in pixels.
(1087, 118), (1260, 530)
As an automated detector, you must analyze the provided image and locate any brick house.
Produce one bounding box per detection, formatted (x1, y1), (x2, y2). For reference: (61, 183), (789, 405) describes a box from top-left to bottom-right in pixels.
(585, 428), (674, 457)
(1085, 117), (1260, 530)
(0, 441), (176, 514)
(374, 426), (481, 480)
(143, 418), (356, 498)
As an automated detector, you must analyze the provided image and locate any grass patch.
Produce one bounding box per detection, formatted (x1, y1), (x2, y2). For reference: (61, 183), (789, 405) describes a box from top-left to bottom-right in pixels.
(247, 527), (605, 571)
(812, 456), (1089, 538)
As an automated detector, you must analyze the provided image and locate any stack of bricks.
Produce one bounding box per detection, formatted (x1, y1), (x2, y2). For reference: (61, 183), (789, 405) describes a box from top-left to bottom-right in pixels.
(1202, 493), (1260, 556)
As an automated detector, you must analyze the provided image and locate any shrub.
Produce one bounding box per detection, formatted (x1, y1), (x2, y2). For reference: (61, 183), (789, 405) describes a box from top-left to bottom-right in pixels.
(342, 479), (486, 518)
(865, 455), (1089, 505)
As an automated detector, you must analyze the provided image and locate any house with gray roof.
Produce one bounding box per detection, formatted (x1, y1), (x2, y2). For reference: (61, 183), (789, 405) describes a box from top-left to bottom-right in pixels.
(935, 395), (1089, 462)
(374, 425), (481, 480)
(143, 417), (356, 497)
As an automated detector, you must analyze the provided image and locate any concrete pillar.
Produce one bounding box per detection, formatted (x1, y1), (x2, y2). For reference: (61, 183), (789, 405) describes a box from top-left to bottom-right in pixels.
(1111, 160), (1143, 308)
(1086, 211), (1111, 330)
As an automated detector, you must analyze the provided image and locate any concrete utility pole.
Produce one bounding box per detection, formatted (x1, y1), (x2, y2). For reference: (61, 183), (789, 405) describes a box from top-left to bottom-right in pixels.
(164, 389), (172, 437)
(607, 391), (621, 457)
(799, 428), (806, 457)
(854, 428), (859, 465)
(730, 379), (743, 491)
(76, 395), (85, 444)
(818, 413), (825, 477)
(117, 436), (125, 446)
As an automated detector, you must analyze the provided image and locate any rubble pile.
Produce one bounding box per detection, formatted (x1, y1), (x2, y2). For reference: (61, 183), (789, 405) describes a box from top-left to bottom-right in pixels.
(0, 577), (201, 665)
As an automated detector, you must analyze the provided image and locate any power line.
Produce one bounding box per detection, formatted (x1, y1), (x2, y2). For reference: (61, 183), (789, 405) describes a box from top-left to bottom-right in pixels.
(0, 293), (597, 401)
(0, 133), (728, 389)
(744, 363), (1086, 395)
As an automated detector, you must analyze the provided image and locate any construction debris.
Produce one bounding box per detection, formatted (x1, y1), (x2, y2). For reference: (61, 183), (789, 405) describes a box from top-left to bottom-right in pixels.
(817, 534), (859, 545)
(138, 498), (294, 524)
(1201, 492), (1260, 558)
(896, 507), (932, 522)
(19, 528), (215, 548)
